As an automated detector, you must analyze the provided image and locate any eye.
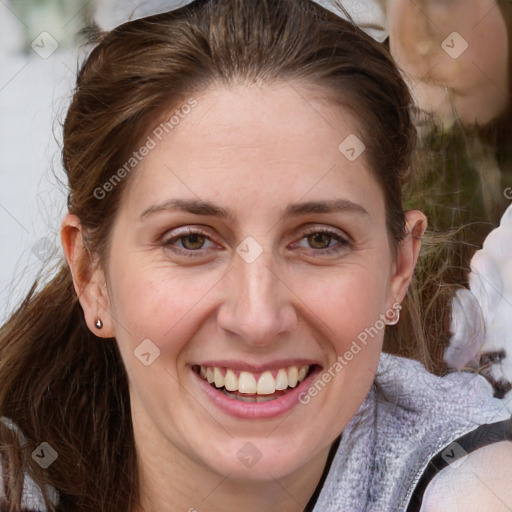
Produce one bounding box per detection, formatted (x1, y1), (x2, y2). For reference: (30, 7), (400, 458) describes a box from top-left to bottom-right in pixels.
(479, 350), (506, 367)
(292, 227), (350, 254)
(162, 228), (219, 255)
(178, 233), (207, 250)
(305, 232), (336, 249)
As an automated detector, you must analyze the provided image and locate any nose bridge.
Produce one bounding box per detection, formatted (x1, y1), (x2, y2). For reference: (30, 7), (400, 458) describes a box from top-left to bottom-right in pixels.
(217, 254), (296, 344)
(242, 257), (278, 311)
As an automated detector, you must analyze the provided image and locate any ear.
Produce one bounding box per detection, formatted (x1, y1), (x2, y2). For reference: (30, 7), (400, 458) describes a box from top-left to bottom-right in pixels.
(61, 213), (115, 338)
(388, 210), (427, 306)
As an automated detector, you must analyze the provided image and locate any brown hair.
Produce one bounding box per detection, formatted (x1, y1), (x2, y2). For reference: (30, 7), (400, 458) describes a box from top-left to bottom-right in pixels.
(0, 1), (423, 510)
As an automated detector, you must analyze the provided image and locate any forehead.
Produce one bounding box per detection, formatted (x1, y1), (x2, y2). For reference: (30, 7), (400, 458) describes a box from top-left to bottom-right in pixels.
(120, 81), (385, 222)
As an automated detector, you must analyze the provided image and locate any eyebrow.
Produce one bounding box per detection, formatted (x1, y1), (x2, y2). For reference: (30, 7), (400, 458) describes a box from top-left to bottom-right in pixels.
(140, 199), (236, 221)
(284, 199), (369, 217)
(139, 198), (369, 221)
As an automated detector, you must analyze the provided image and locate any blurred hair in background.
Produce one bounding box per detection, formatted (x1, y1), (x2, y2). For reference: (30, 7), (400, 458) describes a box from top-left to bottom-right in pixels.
(388, 0), (512, 388)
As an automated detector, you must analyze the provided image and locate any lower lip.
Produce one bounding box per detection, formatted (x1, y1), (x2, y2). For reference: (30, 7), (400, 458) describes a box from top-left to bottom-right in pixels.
(193, 367), (322, 420)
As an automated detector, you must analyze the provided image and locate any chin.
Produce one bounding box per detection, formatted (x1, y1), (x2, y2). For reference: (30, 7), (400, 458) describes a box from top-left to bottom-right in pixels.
(195, 432), (323, 482)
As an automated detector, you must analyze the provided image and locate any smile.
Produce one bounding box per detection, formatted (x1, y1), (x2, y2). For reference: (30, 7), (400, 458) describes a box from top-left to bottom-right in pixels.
(194, 365), (313, 402)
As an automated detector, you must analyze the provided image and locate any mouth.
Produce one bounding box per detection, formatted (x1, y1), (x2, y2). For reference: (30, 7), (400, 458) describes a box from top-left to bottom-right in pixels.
(192, 364), (317, 403)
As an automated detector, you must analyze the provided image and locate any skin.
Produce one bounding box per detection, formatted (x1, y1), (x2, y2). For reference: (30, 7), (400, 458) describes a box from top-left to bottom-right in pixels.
(62, 82), (425, 511)
(389, 0), (509, 127)
(421, 442), (512, 511)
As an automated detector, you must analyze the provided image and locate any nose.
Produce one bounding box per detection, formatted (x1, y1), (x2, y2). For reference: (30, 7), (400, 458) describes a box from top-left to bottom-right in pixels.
(216, 254), (298, 347)
(493, 379), (512, 399)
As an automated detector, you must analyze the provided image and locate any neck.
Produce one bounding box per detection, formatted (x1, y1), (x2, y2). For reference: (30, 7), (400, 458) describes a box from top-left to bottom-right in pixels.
(137, 463), (329, 512)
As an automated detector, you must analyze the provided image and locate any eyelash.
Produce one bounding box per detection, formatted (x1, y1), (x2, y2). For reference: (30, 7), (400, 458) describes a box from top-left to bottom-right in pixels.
(161, 226), (351, 258)
(291, 227), (351, 256)
(161, 228), (219, 258)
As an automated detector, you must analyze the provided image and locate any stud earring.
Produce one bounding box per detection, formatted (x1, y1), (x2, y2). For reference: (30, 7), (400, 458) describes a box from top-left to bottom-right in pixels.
(386, 303), (402, 326)
(95, 318), (103, 329)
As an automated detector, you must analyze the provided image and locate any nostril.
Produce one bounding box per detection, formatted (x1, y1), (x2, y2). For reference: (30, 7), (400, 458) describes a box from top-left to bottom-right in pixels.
(493, 379), (512, 399)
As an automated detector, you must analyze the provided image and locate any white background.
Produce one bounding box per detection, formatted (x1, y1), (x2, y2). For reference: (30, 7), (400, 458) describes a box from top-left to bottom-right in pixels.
(0, 2), (83, 323)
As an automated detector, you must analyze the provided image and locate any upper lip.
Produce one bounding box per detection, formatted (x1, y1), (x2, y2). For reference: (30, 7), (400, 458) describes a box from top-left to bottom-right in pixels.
(193, 359), (322, 372)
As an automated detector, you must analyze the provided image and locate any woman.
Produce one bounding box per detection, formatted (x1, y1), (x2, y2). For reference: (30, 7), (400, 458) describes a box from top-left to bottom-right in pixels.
(0, 1), (511, 511)
(90, 0), (512, 390)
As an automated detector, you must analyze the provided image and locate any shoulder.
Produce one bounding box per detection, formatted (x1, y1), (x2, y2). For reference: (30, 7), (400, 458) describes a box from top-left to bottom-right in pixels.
(420, 441), (512, 512)
(373, 355), (511, 508)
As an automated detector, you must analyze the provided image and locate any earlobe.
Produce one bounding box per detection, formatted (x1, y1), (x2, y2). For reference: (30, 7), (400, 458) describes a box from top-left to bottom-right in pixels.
(61, 213), (115, 338)
(389, 210), (427, 305)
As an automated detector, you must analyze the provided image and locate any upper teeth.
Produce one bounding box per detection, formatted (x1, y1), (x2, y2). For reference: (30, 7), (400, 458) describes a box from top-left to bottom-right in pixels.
(199, 365), (310, 394)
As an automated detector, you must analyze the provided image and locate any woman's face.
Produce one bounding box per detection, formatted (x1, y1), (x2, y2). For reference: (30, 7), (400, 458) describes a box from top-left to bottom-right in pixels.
(70, 82), (421, 487)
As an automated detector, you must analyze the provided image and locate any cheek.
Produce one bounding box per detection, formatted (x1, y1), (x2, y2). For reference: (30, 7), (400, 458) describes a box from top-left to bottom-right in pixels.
(294, 265), (388, 403)
(284, 268), (386, 448)
(296, 263), (390, 346)
(304, 270), (387, 399)
(106, 258), (223, 357)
